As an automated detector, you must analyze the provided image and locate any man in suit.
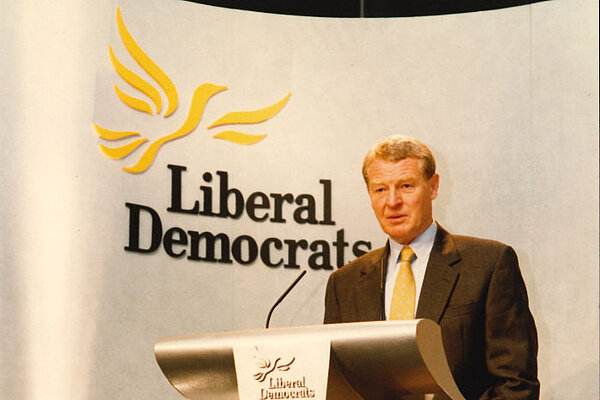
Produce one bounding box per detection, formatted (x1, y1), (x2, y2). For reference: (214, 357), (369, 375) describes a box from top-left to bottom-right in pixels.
(324, 135), (539, 399)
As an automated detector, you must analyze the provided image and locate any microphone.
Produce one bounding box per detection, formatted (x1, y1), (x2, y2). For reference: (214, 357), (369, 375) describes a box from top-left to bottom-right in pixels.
(379, 256), (386, 321)
(379, 240), (390, 321)
(265, 270), (307, 329)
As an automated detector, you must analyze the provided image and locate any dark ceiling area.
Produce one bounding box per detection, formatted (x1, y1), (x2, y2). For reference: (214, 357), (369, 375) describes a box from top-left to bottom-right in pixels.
(181, 0), (547, 17)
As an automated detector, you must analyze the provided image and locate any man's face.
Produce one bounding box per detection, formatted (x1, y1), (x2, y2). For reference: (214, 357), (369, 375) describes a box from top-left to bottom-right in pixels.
(366, 157), (439, 244)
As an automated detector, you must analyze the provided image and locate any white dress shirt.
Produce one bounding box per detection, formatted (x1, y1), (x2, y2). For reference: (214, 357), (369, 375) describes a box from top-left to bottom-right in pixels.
(384, 221), (438, 319)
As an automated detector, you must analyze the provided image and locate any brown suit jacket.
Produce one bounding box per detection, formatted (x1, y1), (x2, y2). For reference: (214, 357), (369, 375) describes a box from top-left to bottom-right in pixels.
(324, 225), (539, 400)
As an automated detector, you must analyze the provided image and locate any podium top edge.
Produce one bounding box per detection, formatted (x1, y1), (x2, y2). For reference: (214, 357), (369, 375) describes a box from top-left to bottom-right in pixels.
(155, 319), (438, 351)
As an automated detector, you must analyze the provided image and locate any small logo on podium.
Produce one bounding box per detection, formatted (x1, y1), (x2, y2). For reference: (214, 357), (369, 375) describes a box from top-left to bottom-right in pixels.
(253, 356), (296, 382)
(234, 342), (328, 400)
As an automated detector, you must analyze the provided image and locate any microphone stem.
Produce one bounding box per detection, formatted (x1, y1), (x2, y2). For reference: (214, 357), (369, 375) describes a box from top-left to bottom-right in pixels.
(265, 270), (307, 329)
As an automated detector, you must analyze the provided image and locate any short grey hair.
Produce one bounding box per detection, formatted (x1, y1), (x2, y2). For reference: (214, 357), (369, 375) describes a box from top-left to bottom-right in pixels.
(362, 135), (436, 184)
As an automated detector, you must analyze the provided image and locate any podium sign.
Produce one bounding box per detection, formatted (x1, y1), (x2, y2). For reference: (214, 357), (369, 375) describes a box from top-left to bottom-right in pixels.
(233, 338), (330, 400)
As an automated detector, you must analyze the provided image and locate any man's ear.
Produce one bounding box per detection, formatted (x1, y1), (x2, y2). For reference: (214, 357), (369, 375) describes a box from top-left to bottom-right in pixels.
(430, 174), (440, 200)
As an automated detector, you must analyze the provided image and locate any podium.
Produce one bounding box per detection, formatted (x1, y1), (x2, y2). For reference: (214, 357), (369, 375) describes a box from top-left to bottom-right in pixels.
(154, 319), (465, 400)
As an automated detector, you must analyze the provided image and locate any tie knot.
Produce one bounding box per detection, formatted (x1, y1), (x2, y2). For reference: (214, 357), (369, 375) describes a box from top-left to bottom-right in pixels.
(400, 246), (415, 263)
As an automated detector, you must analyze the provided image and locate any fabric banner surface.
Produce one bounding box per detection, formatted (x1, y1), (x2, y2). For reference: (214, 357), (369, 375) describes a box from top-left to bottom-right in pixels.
(0, 0), (598, 399)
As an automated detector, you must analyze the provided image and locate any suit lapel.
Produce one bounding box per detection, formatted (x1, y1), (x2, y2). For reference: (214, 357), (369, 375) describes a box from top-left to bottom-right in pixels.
(415, 225), (461, 323)
(352, 246), (387, 321)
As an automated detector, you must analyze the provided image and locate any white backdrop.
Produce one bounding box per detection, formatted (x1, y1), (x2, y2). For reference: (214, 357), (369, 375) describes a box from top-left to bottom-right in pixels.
(1, 0), (598, 399)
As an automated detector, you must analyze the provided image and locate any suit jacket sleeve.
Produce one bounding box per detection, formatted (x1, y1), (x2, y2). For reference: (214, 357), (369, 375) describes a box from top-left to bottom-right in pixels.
(480, 245), (539, 400)
(324, 272), (341, 324)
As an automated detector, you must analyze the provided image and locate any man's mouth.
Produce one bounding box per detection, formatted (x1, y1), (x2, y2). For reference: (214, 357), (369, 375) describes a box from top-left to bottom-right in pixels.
(387, 214), (407, 221)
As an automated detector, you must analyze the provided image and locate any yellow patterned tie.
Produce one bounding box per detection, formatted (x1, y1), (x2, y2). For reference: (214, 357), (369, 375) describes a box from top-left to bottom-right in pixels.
(389, 246), (416, 320)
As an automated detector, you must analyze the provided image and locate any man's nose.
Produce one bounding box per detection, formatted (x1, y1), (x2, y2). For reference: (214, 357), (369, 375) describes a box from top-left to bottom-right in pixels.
(386, 188), (403, 207)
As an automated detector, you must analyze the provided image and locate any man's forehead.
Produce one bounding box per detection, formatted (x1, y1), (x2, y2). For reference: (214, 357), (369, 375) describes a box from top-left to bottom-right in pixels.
(368, 172), (421, 185)
(367, 160), (428, 185)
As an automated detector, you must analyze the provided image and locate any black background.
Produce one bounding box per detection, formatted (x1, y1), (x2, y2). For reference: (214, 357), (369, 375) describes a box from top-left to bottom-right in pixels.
(181, 0), (547, 17)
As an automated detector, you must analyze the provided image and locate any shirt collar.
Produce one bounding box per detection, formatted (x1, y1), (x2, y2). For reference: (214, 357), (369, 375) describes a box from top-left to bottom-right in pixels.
(388, 221), (437, 263)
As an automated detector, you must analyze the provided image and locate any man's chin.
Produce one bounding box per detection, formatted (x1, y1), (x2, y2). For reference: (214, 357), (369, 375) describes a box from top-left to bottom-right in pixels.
(386, 229), (413, 244)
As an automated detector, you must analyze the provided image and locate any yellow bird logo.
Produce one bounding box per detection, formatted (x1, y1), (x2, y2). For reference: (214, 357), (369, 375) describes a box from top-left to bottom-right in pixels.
(94, 8), (291, 174)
